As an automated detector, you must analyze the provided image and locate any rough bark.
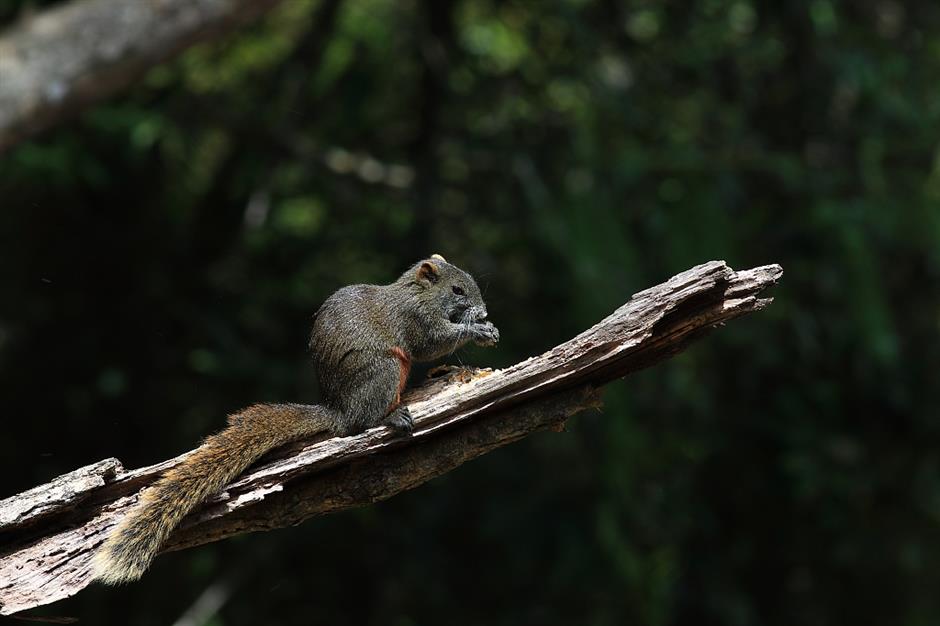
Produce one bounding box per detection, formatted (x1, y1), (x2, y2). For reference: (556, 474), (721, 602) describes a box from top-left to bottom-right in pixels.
(0, 260), (782, 616)
(0, 0), (285, 152)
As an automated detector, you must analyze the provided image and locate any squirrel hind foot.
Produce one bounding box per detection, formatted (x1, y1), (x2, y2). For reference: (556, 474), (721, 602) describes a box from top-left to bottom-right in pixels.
(386, 406), (415, 434)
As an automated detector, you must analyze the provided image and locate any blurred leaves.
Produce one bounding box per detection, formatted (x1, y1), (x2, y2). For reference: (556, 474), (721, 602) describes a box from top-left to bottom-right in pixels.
(1, 0), (940, 624)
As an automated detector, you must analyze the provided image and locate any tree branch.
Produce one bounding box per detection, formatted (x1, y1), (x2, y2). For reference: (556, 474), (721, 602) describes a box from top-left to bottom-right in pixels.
(0, 260), (782, 616)
(0, 0), (285, 152)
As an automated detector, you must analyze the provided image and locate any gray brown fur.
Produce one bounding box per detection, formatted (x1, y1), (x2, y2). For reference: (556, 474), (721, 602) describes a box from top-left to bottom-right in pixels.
(92, 256), (498, 584)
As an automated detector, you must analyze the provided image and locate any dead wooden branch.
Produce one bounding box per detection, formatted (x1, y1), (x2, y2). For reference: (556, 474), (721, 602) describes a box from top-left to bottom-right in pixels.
(0, 260), (782, 615)
(0, 0), (285, 152)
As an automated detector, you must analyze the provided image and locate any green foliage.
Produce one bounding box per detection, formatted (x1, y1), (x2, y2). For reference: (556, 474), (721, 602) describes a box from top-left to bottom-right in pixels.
(1, 0), (939, 624)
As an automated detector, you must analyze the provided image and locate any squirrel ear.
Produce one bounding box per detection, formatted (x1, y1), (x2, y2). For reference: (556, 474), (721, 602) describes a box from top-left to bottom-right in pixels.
(416, 261), (440, 284)
(430, 253), (447, 263)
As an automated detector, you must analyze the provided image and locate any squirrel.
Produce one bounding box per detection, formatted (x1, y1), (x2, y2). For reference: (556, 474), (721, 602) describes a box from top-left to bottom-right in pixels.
(92, 254), (499, 584)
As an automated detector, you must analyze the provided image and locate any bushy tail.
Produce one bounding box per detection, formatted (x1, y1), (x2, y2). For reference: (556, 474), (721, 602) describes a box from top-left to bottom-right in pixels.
(92, 403), (335, 584)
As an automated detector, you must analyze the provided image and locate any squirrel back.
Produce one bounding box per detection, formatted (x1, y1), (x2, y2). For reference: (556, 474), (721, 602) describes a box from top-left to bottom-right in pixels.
(92, 255), (499, 584)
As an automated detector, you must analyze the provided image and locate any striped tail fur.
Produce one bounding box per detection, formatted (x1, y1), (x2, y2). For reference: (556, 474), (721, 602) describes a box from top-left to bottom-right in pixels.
(92, 403), (333, 584)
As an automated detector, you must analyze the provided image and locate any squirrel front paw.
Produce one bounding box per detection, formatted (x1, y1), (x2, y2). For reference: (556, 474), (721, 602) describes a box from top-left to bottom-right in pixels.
(471, 321), (500, 347)
(386, 405), (415, 434)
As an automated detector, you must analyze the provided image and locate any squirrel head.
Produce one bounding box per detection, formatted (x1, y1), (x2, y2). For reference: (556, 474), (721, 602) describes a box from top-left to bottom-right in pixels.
(404, 254), (488, 324)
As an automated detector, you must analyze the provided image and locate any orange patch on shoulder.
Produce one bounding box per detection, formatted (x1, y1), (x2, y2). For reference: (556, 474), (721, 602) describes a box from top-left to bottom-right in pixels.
(387, 346), (412, 414)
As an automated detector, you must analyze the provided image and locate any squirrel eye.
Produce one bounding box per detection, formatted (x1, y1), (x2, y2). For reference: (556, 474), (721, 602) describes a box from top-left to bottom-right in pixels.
(452, 285), (465, 296)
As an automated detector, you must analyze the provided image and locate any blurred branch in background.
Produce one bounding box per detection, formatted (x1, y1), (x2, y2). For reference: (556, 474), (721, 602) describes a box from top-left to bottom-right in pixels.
(170, 580), (232, 626)
(0, 0), (285, 152)
(1, 0), (938, 622)
(0, 260), (780, 617)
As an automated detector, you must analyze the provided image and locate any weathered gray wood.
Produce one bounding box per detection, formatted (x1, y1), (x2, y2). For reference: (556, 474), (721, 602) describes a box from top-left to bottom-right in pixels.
(0, 0), (284, 152)
(0, 260), (781, 616)
(0, 458), (122, 531)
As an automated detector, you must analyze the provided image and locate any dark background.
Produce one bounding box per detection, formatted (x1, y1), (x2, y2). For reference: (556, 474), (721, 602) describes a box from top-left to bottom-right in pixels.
(2, 0), (939, 624)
